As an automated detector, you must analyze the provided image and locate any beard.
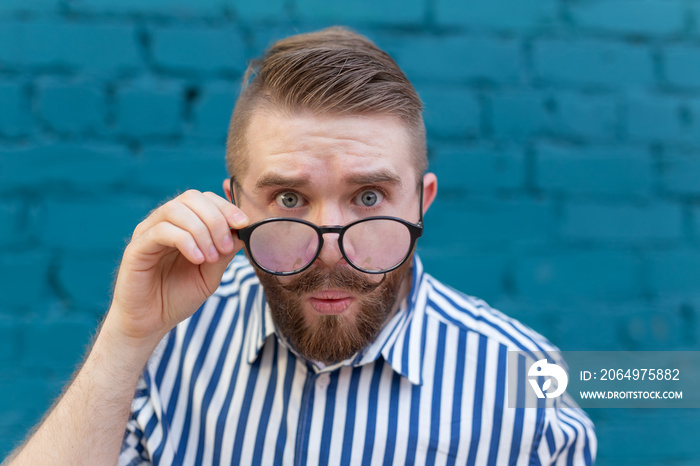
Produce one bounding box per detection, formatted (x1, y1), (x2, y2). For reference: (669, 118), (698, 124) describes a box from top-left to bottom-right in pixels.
(255, 259), (412, 365)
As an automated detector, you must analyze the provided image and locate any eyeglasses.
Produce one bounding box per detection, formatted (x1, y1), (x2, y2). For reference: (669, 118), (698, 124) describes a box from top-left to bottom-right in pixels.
(229, 177), (423, 276)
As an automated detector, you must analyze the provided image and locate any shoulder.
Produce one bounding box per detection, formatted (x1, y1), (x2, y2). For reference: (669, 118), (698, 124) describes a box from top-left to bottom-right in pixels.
(418, 271), (559, 353)
(415, 274), (597, 464)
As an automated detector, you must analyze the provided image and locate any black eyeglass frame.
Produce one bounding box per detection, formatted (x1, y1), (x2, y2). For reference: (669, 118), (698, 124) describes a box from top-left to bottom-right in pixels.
(229, 177), (424, 276)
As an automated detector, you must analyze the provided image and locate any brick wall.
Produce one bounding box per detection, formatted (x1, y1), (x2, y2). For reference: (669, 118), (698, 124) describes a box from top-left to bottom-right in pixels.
(1, 1), (699, 463)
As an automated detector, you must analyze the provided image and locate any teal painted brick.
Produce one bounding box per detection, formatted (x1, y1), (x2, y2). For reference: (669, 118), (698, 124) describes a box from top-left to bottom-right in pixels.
(420, 86), (480, 138)
(621, 307), (691, 350)
(39, 80), (104, 134)
(554, 92), (618, 140)
(390, 35), (521, 84)
(0, 81), (31, 136)
(57, 256), (119, 311)
(133, 146), (228, 197)
(664, 45), (700, 88)
(534, 39), (654, 88)
(489, 91), (550, 139)
(536, 143), (653, 196)
(152, 25), (247, 73)
(693, 207), (700, 240)
(0, 426), (21, 461)
(487, 91), (619, 141)
(660, 148), (700, 195)
(429, 144), (525, 192)
(70, 0), (229, 15)
(0, 0), (58, 14)
(595, 413), (700, 463)
(422, 198), (553, 249)
(233, 0), (286, 21)
(296, 0), (425, 25)
(515, 250), (641, 301)
(0, 252), (50, 308)
(116, 81), (183, 138)
(0, 373), (66, 458)
(556, 303), (634, 350)
(648, 249), (700, 297)
(21, 320), (93, 370)
(0, 375), (58, 424)
(557, 303), (689, 351)
(0, 201), (21, 248)
(0, 321), (19, 363)
(0, 143), (132, 192)
(625, 94), (695, 142)
(38, 196), (153, 252)
(435, 0), (558, 31)
(0, 20), (140, 71)
(487, 301), (560, 344)
(419, 249), (507, 302)
(248, 25), (317, 58)
(190, 82), (237, 141)
(562, 202), (683, 243)
(569, 0), (685, 36)
(496, 301), (621, 350)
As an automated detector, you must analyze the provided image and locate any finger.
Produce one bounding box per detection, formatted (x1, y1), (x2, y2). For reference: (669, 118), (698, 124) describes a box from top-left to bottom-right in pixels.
(178, 190), (238, 257)
(132, 221), (205, 265)
(199, 249), (239, 294)
(156, 198), (221, 263)
(202, 191), (250, 229)
(132, 198), (181, 239)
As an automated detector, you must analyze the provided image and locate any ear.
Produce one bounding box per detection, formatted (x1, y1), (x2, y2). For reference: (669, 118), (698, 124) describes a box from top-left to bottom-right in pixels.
(222, 178), (233, 203)
(421, 172), (438, 215)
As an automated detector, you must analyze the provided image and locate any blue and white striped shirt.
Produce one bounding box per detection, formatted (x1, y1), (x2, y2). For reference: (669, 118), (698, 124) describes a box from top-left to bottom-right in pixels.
(119, 255), (596, 465)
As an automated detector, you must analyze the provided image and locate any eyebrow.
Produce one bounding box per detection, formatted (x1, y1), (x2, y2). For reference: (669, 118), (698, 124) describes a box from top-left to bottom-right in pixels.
(346, 170), (403, 188)
(254, 169), (403, 191)
(254, 174), (309, 191)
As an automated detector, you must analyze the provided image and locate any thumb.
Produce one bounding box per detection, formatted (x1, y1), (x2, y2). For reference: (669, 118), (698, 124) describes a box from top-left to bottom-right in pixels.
(200, 250), (239, 294)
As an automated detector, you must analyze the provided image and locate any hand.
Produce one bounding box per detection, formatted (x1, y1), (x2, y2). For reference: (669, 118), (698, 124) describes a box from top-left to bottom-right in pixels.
(106, 190), (249, 344)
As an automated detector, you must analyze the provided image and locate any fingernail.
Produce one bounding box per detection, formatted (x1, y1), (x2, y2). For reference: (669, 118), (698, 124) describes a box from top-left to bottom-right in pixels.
(192, 247), (204, 262)
(222, 233), (233, 250)
(208, 245), (219, 260)
(233, 212), (248, 225)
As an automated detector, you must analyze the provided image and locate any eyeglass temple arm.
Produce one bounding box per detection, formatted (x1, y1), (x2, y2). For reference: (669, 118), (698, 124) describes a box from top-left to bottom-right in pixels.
(229, 177), (238, 207)
(418, 179), (424, 227)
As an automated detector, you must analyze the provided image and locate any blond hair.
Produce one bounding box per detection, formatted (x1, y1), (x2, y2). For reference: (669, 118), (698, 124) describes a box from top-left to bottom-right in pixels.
(226, 26), (426, 182)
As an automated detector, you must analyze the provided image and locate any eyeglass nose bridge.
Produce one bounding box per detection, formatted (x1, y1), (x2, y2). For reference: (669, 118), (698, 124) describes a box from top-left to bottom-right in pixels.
(316, 225), (344, 235)
(313, 225), (348, 262)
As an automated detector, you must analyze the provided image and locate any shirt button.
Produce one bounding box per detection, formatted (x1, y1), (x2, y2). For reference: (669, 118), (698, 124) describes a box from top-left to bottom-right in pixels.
(316, 373), (331, 389)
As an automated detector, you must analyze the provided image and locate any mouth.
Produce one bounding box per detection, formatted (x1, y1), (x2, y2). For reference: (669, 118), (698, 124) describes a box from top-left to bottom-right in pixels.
(307, 290), (355, 315)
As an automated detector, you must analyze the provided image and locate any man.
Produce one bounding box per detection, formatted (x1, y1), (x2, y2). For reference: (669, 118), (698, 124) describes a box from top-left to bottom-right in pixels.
(6, 27), (595, 465)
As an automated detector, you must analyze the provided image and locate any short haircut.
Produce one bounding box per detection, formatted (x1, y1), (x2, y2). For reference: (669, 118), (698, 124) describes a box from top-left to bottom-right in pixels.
(226, 26), (426, 183)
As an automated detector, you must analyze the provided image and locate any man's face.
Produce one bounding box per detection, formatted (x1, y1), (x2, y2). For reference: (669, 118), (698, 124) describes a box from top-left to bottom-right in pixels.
(231, 110), (432, 364)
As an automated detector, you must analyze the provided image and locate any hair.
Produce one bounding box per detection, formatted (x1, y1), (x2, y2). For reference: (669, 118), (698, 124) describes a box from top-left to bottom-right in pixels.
(225, 26), (426, 183)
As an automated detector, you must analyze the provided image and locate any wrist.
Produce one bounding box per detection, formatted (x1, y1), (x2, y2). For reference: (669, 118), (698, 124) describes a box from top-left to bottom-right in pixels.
(98, 310), (167, 369)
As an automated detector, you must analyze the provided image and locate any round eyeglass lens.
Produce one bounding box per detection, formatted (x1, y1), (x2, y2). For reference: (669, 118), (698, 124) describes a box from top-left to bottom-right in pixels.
(248, 220), (319, 273)
(342, 219), (412, 272)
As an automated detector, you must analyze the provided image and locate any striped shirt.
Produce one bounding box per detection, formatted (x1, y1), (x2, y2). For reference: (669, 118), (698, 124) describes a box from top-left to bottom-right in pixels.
(119, 255), (596, 465)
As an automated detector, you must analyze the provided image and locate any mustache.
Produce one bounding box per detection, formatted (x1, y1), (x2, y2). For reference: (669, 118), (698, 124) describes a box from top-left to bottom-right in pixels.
(278, 265), (386, 295)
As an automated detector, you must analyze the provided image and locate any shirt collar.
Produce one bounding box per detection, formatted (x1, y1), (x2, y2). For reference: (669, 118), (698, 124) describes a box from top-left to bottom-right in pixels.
(245, 255), (427, 385)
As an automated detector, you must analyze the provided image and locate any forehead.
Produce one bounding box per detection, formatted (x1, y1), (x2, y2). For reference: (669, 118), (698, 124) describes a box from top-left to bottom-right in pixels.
(240, 110), (416, 188)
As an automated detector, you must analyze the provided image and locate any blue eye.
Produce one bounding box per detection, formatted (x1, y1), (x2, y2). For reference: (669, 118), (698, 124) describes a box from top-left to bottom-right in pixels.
(276, 192), (305, 208)
(355, 190), (383, 207)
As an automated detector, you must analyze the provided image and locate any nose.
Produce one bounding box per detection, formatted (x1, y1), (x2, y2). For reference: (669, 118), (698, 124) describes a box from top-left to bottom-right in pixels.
(310, 204), (346, 268)
(316, 232), (344, 268)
